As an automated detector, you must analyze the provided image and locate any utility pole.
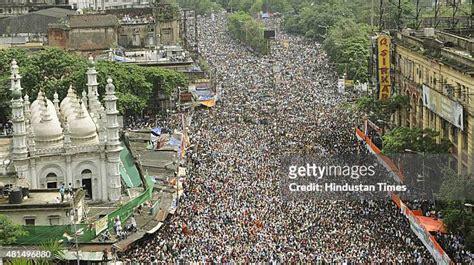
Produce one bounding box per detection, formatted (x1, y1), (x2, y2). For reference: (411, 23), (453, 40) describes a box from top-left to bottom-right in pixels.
(379, 0), (385, 32)
(182, 9), (188, 50)
(415, 0), (422, 29)
(434, 0), (440, 28)
(71, 193), (80, 265)
(194, 10), (198, 52)
(450, 0), (460, 29)
(396, 0), (403, 31)
(371, 0), (374, 31)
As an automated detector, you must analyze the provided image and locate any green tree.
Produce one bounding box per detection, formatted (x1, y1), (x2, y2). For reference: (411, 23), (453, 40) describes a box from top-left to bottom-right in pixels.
(323, 19), (371, 81)
(40, 239), (66, 262)
(0, 48), (188, 119)
(284, 1), (354, 39)
(355, 95), (409, 123)
(0, 214), (28, 245)
(176, 0), (221, 15)
(382, 127), (452, 154)
(437, 168), (474, 250)
(228, 11), (267, 53)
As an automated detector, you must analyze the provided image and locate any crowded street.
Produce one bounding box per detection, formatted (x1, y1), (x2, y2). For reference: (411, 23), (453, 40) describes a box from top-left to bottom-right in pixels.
(121, 13), (433, 263)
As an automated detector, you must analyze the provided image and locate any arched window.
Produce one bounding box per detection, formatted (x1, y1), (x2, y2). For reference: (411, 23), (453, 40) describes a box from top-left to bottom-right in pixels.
(81, 169), (92, 175)
(46, 173), (58, 189)
(46, 173), (57, 178)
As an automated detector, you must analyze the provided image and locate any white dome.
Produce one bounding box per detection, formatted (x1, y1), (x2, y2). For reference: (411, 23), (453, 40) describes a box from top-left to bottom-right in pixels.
(31, 98), (63, 145)
(68, 103), (98, 144)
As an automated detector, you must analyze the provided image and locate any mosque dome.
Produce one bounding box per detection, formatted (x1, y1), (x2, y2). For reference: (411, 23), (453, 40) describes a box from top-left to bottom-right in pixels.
(68, 102), (98, 144)
(30, 93), (63, 145)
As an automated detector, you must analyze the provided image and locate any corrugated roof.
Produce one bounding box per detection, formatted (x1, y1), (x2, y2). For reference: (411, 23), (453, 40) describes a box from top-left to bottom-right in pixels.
(32, 7), (75, 18)
(69, 14), (118, 28)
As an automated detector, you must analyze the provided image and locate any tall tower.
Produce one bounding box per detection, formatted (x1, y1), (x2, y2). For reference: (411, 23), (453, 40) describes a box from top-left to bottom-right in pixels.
(104, 77), (122, 201)
(10, 60), (29, 181)
(86, 56), (101, 120)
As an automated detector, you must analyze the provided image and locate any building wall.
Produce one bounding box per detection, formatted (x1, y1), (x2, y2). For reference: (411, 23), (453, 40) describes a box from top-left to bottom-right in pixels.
(27, 152), (105, 201)
(3, 207), (71, 226)
(48, 27), (69, 48)
(0, 6), (28, 16)
(394, 43), (474, 174)
(157, 20), (179, 46)
(118, 23), (154, 48)
(68, 27), (117, 51)
(0, 13), (62, 35)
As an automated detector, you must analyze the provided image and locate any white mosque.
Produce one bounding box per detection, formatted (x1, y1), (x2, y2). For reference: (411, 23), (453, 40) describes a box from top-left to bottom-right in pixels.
(9, 57), (122, 202)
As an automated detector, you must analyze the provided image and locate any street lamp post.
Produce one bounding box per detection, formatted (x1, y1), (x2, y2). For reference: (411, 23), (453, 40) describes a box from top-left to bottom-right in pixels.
(70, 192), (80, 265)
(405, 149), (426, 193)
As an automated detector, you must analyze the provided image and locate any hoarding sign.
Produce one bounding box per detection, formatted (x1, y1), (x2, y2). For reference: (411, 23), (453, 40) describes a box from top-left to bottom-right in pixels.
(377, 35), (391, 100)
(423, 85), (463, 130)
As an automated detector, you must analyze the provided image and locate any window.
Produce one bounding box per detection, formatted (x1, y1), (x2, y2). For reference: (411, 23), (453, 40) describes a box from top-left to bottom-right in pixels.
(462, 132), (468, 151)
(49, 216), (60, 225)
(46, 172), (57, 178)
(47, 182), (57, 189)
(25, 218), (35, 226)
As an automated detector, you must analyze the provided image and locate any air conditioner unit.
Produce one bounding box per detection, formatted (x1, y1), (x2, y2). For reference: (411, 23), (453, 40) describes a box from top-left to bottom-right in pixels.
(424, 28), (435, 38)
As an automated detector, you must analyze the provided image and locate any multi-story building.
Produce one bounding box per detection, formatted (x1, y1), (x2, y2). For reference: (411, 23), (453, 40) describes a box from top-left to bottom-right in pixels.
(392, 28), (474, 174)
(5, 57), (123, 202)
(0, 0), (70, 17)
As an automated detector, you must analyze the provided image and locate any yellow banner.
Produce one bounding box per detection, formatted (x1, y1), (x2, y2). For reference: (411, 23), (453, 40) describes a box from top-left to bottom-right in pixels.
(377, 35), (391, 100)
(200, 99), (216, 107)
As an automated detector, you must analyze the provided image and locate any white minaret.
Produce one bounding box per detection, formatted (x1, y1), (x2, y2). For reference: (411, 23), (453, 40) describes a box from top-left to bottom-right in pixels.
(24, 94), (35, 154)
(104, 77), (122, 201)
(53, 91), (60, 117)
(63, 117), (71, 149)
(10, 60), (28, 159)
(86, 56), (101, 119)
(10, 60), (29, 181)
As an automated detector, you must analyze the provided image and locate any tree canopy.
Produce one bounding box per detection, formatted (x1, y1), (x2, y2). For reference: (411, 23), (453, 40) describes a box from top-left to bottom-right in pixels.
(0, 214), (28, 245)
(437, 168), (474, 251)
(382, 127), (452, 154)
(0, 48), (188, 121)
(228, 11), (267, 54)
(355, 95), (410, 124)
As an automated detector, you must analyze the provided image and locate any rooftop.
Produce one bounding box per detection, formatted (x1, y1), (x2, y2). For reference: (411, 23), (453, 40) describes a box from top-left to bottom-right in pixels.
(33, 7), (75, 18)
(0, 190), (71, 209)
(395, 28), (474, 76)
(69, 14), (118, 28)
(126, 130), (179, 177)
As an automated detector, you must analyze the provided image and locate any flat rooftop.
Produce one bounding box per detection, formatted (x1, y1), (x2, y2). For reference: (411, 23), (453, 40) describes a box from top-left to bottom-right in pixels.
(396, 28), (474, 76)
(126, 131), (179, 177)
(0, 190), (70, 209)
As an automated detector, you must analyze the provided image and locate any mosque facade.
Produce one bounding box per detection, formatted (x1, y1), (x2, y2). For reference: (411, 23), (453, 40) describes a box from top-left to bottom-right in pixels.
(9, 57), (122, 202)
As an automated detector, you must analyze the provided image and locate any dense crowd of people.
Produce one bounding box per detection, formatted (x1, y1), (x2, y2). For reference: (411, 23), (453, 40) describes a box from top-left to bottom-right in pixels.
(436, 232), (471, 263)
(120, 13), (436, 263)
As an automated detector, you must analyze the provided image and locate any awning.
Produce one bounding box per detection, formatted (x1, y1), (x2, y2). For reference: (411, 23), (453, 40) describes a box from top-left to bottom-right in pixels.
(200, 99), (216, 107)
(119, 143), (142, 188)
(146, 222), (163, 234)
(63, 251), (104, 261)
(416, 216), (447, 233)
(151, 127), (162, 136)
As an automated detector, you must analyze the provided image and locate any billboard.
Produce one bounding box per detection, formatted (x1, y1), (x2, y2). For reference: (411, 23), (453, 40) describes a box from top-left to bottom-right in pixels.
(264, 30), (276, 39)
(377, 35), (391, 100)
(337, 78), (345, 94)
(423, 85), (463, 130)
